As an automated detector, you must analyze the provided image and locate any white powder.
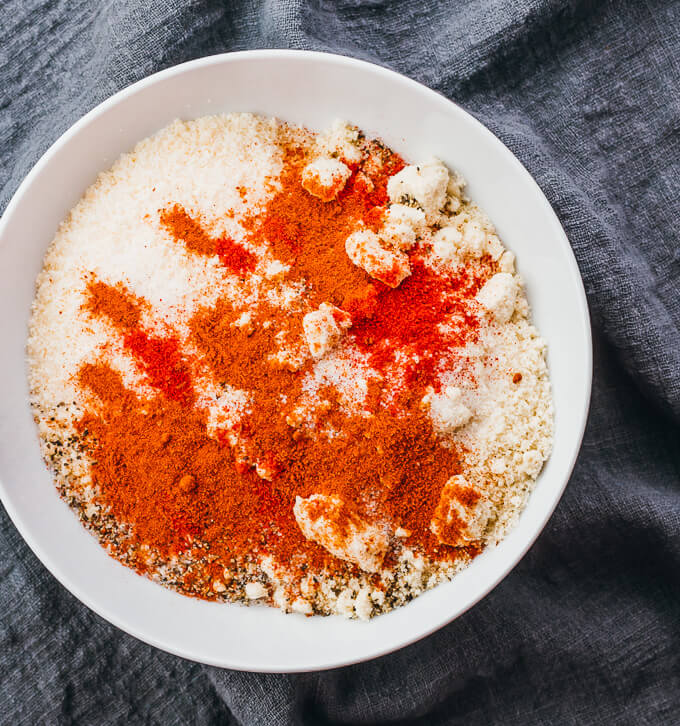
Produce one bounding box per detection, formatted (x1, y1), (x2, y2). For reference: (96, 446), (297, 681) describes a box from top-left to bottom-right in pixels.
(28, 114), (285, 415)
(446, 314), (553, 542)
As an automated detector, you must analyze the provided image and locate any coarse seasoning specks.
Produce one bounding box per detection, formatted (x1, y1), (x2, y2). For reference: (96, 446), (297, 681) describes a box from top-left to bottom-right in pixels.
(28, 113), (553, 620)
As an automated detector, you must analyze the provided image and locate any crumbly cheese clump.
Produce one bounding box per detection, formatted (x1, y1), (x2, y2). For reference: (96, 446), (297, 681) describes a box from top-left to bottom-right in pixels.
(422, 386), (473, 434)
(430, 475), (494, 547)
(302, 303), (352, 359)
(301, 158), (352, 202)
(387, 158), (449, 223)
(293, 494), (389, 573)
(476, 273), (519, 323)
(316, 120), (363, 164)
(379, 204), (426, 250)
(345, 228), (411, 287)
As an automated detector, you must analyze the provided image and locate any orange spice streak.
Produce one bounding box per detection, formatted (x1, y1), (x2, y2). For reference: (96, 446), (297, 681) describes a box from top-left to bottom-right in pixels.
(159, 204), (256, 274)
(349, 258), (488, 391)
(122, 330), (193, 405)
(76, 134), (495, 593)
(83, 279), (194, 405)
(251, 142), (403, 309)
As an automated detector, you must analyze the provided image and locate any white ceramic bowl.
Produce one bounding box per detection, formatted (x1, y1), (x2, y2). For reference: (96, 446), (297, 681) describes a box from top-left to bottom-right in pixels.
(0, 50), (591, 672)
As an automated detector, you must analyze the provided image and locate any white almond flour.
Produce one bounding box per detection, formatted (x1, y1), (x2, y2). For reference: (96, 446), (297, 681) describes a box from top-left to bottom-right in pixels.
(29, 114), (284, 411)
(28, 113), (553, 620)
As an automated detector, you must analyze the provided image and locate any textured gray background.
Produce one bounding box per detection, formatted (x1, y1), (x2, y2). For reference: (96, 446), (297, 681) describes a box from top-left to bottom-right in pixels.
(1, 1), (679, 724)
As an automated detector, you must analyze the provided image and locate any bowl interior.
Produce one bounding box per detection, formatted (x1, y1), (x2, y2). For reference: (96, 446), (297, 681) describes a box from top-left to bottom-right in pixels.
(0, 51), (591, 671)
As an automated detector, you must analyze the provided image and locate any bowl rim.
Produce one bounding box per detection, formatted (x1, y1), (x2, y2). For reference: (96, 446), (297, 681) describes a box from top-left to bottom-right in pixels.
(0, 48), (592, 671)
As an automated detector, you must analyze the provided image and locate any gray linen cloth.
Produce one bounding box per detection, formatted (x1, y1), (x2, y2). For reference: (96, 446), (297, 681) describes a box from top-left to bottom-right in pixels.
(1, 1), (679, 724)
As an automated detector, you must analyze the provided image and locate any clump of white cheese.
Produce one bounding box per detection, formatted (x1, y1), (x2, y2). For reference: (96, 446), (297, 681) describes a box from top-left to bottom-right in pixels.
(302, 302), (352, 359)
(432, 213), (505, 265)
(316, 120), (363, 165)
(345, 228), (411, 287)
(475, 272), (519, 323)
(387, 158), (450, 223)
(422, 386), (473, 434)
(380, 203), (426, 250)
(294, 494), (388, 573)
(301, 157), (352, 202)
(430, 475), (494, 546)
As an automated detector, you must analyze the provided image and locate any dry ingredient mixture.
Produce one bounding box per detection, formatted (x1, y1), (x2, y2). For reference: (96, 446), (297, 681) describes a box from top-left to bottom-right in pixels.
(28, 114), (553, 619)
